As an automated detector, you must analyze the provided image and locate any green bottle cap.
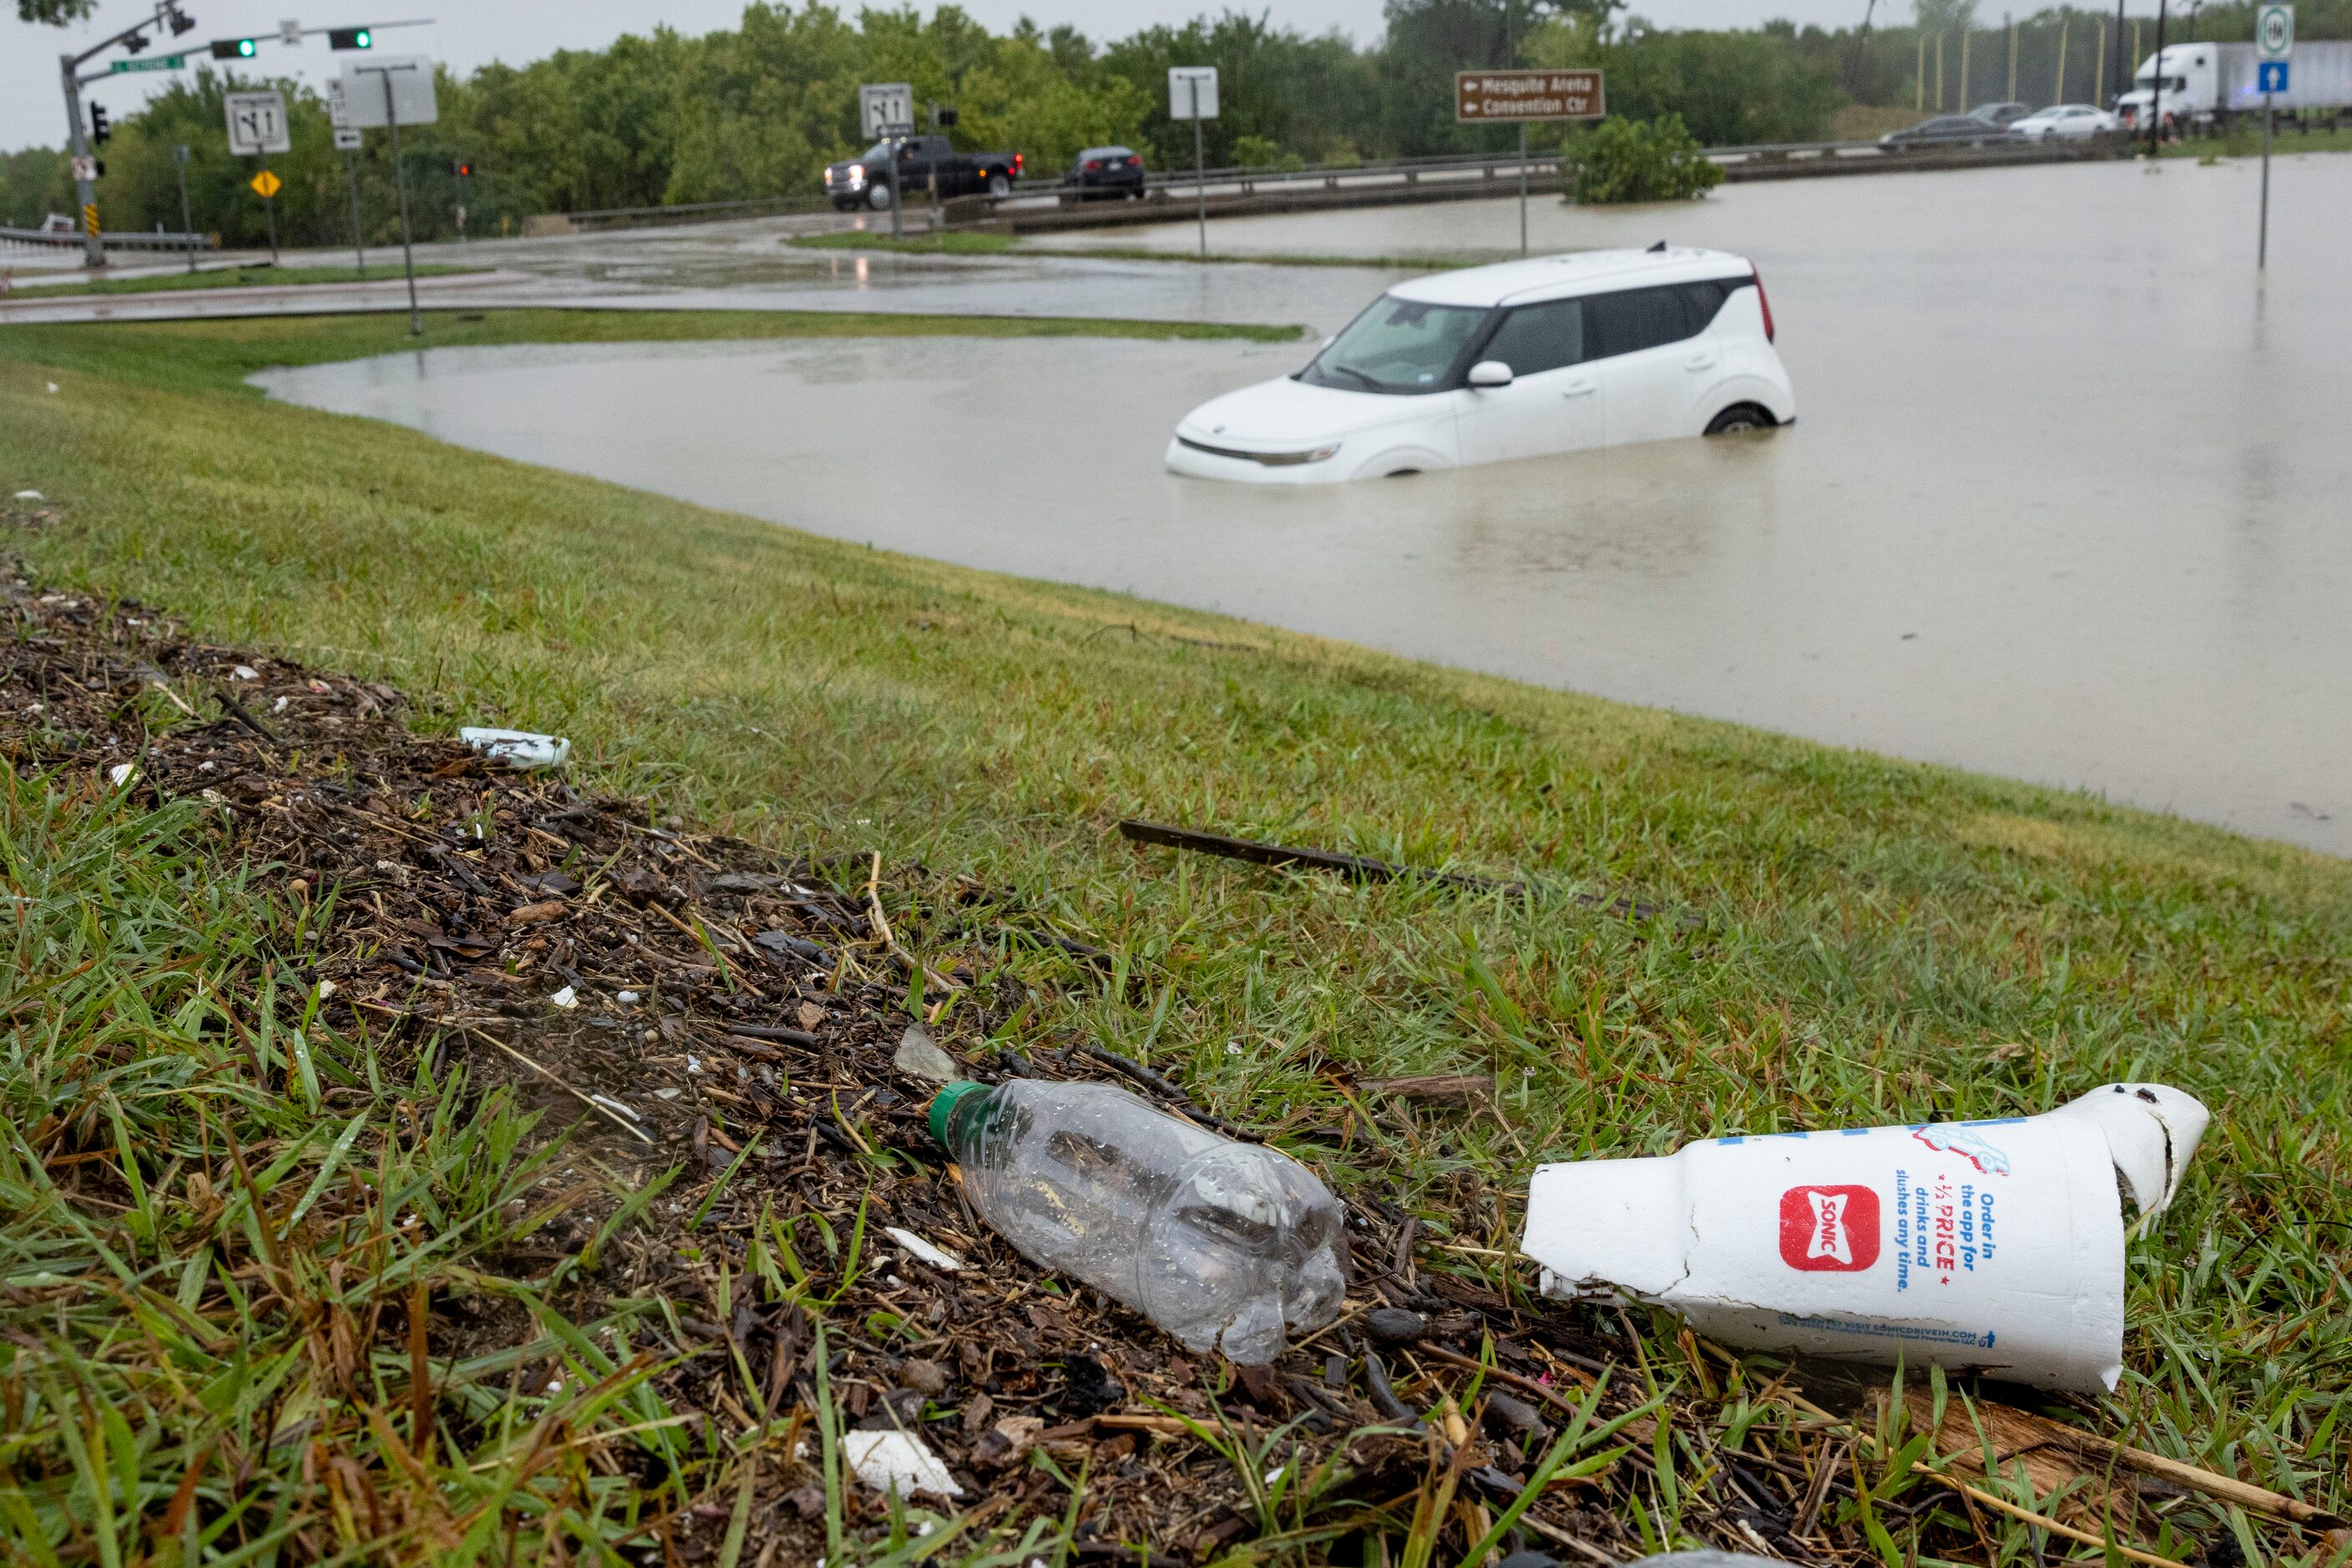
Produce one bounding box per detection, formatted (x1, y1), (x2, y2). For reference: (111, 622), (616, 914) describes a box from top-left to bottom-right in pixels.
(928, 1080), (992, 1151)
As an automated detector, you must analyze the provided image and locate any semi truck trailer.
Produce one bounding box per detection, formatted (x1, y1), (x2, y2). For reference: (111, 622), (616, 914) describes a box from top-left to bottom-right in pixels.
(2115, 39), (2352, 132)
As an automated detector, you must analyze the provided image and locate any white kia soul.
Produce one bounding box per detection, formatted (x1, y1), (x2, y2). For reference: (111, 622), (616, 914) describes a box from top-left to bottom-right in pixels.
(1166, 246), (1794, 483)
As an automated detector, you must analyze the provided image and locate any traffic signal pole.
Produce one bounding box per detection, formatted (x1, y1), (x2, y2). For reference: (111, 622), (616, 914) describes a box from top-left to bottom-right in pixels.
(59, 55), (103, 269)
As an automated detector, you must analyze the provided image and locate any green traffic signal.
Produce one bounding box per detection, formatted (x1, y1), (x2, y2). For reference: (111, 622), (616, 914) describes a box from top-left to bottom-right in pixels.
(210, 37), (257, 58)
(329, 27), (373, 49)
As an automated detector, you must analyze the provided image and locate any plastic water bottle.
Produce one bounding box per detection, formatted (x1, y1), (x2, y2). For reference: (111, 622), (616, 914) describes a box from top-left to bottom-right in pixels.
(929, 1078), (1348, 1364)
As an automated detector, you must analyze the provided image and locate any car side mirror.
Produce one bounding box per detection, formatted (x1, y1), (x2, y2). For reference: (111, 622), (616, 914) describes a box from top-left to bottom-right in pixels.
(1467, 360), (1514, 388)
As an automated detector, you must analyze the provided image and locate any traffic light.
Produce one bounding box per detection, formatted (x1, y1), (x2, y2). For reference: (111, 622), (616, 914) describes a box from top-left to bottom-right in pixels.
(328, 27), (373, 49)
(211, 37), (258, 58)
(452, 159), (474, 177)
(89, 104), (110, 144)
(167, 6), (197, 34)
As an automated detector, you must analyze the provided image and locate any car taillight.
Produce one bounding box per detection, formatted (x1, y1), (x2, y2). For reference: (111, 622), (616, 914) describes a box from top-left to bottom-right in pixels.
(1753, 266), (1775, 342)
(1013, 154), (1023, 175)
(1085, 159), (1102, 171)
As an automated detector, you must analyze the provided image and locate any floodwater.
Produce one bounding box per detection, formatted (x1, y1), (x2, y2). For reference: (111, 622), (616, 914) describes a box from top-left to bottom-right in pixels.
(256, 155), (2352, 855)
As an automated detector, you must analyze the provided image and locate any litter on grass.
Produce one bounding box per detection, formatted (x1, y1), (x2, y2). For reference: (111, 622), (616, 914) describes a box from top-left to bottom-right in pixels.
(1521, 1083), (2211, 1392)
(932, 1077), (1348, 1364)
(458, 726), (571, 769)
(842, 1430), (963, 1500)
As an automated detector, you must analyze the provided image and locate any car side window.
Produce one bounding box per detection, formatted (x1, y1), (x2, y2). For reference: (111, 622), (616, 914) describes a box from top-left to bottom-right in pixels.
(1479, 298), (1585, 377)
(1583, 286), (1698, 361)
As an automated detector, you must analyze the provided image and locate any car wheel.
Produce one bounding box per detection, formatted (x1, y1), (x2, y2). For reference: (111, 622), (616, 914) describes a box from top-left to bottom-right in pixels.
(867, 184), (893, 211)
(987, 174), (1012, 197)
(1704, 403), (1776, 436)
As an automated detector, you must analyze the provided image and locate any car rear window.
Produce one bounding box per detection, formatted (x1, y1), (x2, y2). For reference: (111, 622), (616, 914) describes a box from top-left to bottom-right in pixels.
(1582, 283), (1733, 360)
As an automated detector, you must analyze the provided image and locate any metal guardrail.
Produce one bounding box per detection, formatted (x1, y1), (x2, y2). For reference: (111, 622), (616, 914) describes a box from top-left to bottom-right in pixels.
(995, 139), (1899, 206)
(2, 225), (215, 252)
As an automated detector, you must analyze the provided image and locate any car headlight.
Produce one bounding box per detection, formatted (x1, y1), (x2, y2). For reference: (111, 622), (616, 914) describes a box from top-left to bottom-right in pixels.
(848, 164), (866, 185)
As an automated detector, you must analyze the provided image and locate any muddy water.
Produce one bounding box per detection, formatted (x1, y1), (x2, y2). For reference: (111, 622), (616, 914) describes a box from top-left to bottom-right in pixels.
(256, 156), (2352, 855)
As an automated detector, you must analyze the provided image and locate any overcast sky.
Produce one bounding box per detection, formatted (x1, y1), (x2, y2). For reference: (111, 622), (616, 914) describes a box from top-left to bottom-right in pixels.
(13, 0), (1911, 153)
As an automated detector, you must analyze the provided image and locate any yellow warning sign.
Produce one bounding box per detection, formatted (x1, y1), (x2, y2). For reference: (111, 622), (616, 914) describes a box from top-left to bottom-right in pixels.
(250, 169), (282, 199)
(82, 203), (99, 236)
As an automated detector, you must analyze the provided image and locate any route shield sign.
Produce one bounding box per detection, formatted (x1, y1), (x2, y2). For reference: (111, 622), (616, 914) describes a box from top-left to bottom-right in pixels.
(2259, 60), (2290, 92)
(225, 91), (291, 155)
(2258, 3), (2294, 59)
(250, 169), (283, 199)
(1455, 68), (1605, 122)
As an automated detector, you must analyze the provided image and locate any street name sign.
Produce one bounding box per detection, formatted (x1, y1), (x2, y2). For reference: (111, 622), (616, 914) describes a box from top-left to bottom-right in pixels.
(1455, 68), (1606, 122)
(341, 55), (439, 128)
(250, 169), (282, 199)
(225, 90), (292, 154)
(111, 53), (185, 73)
(860, 82), (914, 138)
(1168, 66), (1218, 119)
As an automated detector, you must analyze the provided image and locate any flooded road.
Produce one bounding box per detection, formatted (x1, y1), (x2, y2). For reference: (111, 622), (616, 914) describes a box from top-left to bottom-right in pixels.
(257, 155), (2352, 855)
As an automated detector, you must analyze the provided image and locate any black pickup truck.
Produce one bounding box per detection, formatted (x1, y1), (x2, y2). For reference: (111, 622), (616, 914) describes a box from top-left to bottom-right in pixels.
(823, 136), (1024, 211)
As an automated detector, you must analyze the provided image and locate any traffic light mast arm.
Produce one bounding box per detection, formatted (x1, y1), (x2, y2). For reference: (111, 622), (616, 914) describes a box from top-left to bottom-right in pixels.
(68, 2), (190, 71)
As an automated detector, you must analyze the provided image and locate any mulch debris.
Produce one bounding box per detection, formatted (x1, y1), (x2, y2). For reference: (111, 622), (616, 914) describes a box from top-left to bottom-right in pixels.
(0, 560), (2295, 1565)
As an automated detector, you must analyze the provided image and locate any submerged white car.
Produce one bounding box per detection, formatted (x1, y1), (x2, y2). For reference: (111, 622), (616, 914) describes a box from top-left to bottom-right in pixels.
(1166, 246), (1794, 483)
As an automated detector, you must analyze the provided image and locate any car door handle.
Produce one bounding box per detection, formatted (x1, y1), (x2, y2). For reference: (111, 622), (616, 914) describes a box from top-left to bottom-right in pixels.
(1562, 381), (1596, 397)
(1683, 353), (1718, 371)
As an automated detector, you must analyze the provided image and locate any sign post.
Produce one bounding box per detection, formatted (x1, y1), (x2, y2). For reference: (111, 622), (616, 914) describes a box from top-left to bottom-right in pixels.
(860, 83), (915, 240)
(250, 168), (282, 263)
(1454, 69), (1606, 255)
(171, 144), (195, 274)
(328, 78), (367, 273)
(2257, 3), (2292, 268)
(1168, 67), (1218, 258)
(344, 55), (439, 336)
(225, 91), (292, 266)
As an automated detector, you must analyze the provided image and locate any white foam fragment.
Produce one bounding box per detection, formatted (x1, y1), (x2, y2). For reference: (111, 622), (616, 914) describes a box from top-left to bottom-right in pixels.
(883, 1226), (964, 1273)
(842, 1429), (963, 1499)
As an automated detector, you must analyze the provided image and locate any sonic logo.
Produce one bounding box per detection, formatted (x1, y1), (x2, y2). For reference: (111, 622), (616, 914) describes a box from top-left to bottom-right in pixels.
(1778, 1185), (1881, 1271)
(1909, 1123), (2013, 1175)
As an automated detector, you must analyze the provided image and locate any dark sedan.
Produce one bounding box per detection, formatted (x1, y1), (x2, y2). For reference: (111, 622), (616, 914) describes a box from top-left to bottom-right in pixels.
(1879, 114), (2026, 149)
(1065, 145), (1146, 200)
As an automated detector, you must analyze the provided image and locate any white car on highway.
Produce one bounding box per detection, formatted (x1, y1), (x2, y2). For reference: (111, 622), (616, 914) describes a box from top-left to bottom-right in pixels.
(2010, 104), (2122, 139)
(1166, 246), (1793, 483)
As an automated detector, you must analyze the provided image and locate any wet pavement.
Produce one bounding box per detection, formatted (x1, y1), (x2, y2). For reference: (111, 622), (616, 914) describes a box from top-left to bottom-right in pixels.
(245, 154), (2352, 855)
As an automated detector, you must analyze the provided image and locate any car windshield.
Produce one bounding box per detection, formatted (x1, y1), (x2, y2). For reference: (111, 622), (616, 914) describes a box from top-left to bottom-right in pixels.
(1299, 296), (1490, 395)
(858, 140), (894, 163)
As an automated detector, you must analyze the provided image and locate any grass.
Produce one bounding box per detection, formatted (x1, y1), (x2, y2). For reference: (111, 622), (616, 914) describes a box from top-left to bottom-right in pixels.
(0, 771), (685, 1563)
(2165, 122), (2352, 159)
(4, 306), (2352, 1562)
(10, 262), (488, 298)
(788, 229), (1019, 255)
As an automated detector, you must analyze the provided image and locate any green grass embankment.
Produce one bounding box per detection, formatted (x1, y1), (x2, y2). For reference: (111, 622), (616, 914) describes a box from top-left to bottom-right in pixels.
(3, 306), (2349, 1561)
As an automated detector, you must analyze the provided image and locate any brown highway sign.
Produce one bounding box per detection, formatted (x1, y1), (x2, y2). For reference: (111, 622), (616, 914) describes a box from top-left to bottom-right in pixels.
(1454, 69), (1605, 122)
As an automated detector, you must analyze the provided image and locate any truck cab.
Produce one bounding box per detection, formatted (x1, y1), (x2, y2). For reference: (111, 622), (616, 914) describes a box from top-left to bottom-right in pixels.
(2114, 44), (2218, 130)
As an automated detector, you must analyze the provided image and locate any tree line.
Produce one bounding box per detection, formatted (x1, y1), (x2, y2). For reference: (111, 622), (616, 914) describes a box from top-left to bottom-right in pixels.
(6, 0), (2347, 247)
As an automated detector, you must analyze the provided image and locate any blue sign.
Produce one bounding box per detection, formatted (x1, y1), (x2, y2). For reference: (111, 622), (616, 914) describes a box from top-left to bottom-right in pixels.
(2259, 60), (2290, 92)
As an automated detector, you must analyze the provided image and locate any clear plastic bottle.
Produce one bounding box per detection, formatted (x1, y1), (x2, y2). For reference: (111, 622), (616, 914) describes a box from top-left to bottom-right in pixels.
(929, 1078), (1348, 1364)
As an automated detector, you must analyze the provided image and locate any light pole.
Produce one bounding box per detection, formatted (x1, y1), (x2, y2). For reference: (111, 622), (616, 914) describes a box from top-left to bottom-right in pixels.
(354, 61), (424, 336)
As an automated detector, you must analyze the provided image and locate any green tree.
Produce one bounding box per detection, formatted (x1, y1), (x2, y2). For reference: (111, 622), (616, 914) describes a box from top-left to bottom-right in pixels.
(1561, 112), (1724, 200)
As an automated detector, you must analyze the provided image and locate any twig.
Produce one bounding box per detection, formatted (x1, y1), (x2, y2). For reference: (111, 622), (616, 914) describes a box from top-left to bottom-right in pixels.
(861, 849), (963, 993)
